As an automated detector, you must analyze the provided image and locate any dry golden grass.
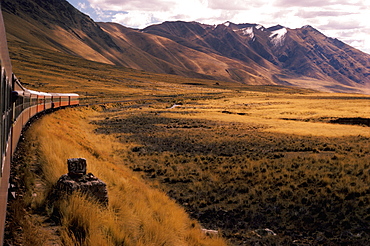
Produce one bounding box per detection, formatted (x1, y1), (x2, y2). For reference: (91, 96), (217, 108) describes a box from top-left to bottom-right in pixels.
(13, 107), (227, 246)
(160, 92), (370, 137)
(91, 100), (370, 244)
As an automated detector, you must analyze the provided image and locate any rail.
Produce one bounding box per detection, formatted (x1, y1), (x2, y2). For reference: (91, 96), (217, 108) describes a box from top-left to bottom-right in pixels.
(0, 5), (79, 244)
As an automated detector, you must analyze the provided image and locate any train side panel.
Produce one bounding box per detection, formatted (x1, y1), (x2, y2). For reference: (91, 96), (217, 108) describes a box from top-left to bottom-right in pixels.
(61, 96), (69, 107)
(45, 95), (52, 110)
(29, 94), (38, 118)
(69, 95), (79, 106)
(0, 7), (14, 242)
(22, 91), (31, 126)
(37, 96), (44, 113)
(53, 96), (61, 108)
(11, 110), (25, 156)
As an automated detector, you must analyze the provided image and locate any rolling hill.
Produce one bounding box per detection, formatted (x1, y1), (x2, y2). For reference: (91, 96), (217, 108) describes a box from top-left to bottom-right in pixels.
(2, 0), (370, 94)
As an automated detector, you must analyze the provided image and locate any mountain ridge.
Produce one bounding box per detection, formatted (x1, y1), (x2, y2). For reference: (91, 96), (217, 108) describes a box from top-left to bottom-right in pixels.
(144, 21), (369, 86)
(2, 0), (370, 94)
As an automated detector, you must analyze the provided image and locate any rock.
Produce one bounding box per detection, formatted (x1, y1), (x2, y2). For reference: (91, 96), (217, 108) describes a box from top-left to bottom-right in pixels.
(292, 238), (315, 245)
(55, 173), (108, 205)
(54, 158), (108, 205)
(201, 228), (219, 236)
(247, 228), (277, 238)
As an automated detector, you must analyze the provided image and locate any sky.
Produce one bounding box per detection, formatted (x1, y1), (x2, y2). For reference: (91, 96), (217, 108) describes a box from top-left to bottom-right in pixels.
(67, 0), (370, 54)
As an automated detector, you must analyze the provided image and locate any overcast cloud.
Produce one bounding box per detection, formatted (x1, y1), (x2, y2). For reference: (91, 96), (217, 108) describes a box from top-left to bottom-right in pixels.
(68, 0), (370, 54)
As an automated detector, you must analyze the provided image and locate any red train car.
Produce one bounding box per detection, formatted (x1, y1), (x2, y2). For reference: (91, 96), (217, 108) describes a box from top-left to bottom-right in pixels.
(0, 8), (79, 243)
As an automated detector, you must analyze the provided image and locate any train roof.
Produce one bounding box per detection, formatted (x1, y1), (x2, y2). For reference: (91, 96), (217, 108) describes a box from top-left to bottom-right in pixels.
(25, 89), (79, 97)
(26, 89), (52, 96)
(50, 92), (79, 97)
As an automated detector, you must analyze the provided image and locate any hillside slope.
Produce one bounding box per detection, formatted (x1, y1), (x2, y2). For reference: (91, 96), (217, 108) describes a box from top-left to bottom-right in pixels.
(99, 22), (275, 84)
(2, 0), (370, 93)
(143, 21), (370, 92)
(2, 0), (274, 84)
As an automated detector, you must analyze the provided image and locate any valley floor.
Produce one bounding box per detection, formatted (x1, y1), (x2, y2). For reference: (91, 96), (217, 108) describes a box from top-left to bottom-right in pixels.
(6, 87), (370, 245)
(91, 92), (370, 245)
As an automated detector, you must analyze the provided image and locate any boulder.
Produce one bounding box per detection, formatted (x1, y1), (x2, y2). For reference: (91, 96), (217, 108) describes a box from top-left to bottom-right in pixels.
(54, 158), (108, 205)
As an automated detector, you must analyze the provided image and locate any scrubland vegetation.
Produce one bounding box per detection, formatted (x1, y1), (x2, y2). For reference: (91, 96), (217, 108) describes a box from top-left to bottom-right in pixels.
(6, 107), (227, 246)
(92, 93), (370, 245)
(6, 41), (370, 245)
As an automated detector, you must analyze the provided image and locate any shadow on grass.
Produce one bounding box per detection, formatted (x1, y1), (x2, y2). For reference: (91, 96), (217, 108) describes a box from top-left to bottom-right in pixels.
(94, 112), (370, 245)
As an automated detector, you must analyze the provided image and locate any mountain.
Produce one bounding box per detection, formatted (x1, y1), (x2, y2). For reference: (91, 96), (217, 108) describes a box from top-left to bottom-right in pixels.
(2, 0), (370, 93)
(143, 21), (370, 92)
(2, 0), (122, 64)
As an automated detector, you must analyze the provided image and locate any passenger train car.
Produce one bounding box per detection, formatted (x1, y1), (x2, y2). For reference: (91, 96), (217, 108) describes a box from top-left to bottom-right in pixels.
(0, 7), (79, 243)
(10, 78), (79, 159)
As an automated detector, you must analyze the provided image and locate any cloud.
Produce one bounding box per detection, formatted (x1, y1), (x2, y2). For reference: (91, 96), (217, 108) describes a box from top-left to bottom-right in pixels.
(88, 0), (228, 28)
(113, 12), (159, 29)
(274, 0), (364, 8)
(275, 0), (327, 7)
(78, 0), (370, 54)
(207, 0), (269, 10)
(320, 19), (362, 30)
(324, 27), (370, 53)
(77, 2), (87, 9)
(297, 10), (355, 19)
(89, 0), (180, 11)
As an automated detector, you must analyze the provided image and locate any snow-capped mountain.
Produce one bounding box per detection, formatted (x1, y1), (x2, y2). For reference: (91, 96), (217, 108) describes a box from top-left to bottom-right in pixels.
(2, 0), (370, 93)
(143, 21), (370, 93)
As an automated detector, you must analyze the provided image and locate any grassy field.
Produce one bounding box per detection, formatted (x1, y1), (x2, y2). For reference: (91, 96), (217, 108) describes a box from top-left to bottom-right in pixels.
(5, 40), (370, 245)
(91, 92), (370, 245)
(7, 107), (227, 246)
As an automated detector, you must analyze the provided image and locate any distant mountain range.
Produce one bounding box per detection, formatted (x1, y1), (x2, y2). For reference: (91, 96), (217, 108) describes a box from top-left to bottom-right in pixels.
(2, 0), (370, 93)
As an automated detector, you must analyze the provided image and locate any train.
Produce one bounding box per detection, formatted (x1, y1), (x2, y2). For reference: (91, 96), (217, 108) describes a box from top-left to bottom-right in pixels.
(0, 7), (79, 243)
(9, 77), (80, 161)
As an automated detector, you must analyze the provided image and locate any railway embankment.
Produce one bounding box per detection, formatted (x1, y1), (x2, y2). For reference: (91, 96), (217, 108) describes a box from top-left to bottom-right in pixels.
(5, 106), (227, 246)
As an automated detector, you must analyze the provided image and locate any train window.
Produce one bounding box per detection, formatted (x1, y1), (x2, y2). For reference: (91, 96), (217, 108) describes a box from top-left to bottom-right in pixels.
(14, 92), (24, 119)
(1, 68), (5, 114)
(23, 92), (30, 109)
(31, 95), (37, 106)
(1, 65), (4, 169)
